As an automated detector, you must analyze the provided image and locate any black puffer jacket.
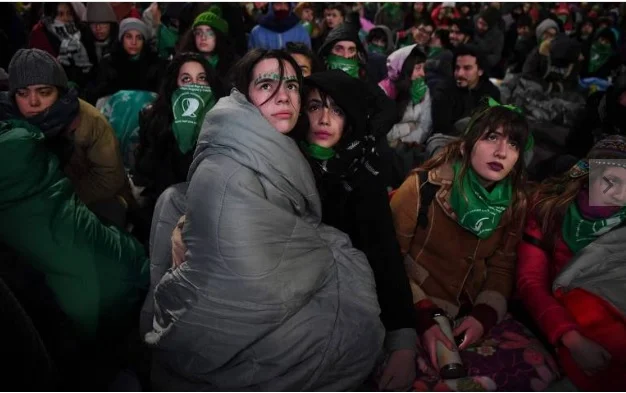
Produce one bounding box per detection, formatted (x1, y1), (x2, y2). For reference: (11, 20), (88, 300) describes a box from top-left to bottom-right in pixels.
(85, 47), (163, 104)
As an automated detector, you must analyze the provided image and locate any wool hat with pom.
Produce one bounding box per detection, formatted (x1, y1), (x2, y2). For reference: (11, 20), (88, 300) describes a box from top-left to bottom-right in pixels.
(192, 6), (229, 34)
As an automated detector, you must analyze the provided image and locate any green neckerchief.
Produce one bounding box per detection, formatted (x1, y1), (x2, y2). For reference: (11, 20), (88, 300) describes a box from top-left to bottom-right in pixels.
(326, 54), (360, 79)
(301, 141), (335, 160)
(368, 43), (386, 55)
(302, 21), (313, 35)
(449, 161), (513, 239)
(207, 53), (219, 69)
(428, 46), (443, 58)
(129, 54), (141, 62)
(171, 84), (216, 154)
(561, 202), (626, 254)
(588, 41), (613, 74)
(157, 24), (179, 59)
(557, 14), (568, 24)
(410, 77), (427, 104)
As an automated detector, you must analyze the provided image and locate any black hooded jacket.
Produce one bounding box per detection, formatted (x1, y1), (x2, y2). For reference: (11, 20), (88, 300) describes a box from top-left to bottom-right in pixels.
(300, 71), (416, 340)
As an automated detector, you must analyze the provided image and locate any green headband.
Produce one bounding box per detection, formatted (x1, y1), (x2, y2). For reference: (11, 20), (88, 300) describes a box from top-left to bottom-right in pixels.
(465, 97), (534, 152)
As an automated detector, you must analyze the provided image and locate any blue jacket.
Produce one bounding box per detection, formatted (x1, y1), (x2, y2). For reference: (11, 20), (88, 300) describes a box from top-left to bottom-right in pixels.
(248, 5), (311, 50)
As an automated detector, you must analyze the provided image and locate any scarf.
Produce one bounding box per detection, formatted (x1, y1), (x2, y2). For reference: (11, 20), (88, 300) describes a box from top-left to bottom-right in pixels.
(588, 41), (613, 74)
(326, 55), (360, 79)
(449, 161), (513, 239)
(562, 197), (626, 254)
(368, 43), (386, 55)
(428, 46), (443, 58)
(43, 18), (92, 73)
(171, 84), (216, 154)
(301, 141), (335, 160)
(94, 39), (112, 62)
(410, 77), (427, 104)
(302, 21), (314, 36)
(157, 24), (179, 60)
(207, 54), (219, 69)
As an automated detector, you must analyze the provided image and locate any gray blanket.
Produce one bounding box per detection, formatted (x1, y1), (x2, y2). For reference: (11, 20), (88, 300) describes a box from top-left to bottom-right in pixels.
(143, 90), (385, 391)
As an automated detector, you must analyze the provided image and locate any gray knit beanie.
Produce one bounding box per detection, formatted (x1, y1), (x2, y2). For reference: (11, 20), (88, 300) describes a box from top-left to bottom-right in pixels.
(118, 17), (150, 41)
(86, 2), (117, 24)
(535, 18), (560, 42)
(8, 49), (68, 93)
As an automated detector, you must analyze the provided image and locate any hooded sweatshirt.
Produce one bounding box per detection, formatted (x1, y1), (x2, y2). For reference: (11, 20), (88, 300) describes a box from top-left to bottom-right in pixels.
(473, 7), (505, 71)
(248, 3), (311, 50)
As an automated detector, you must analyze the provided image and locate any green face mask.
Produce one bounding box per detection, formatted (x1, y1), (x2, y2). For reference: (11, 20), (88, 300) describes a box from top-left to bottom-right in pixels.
(368, 43), (386, 55)
(326, 54), (360, 79)
(410, 77), (427, 104)
(588, 41), (613, 74)
(171, 84), (216, 154)
(428, 46), (443, 58)
(157, 24), (179, 59)
(448, 161), (513, 239)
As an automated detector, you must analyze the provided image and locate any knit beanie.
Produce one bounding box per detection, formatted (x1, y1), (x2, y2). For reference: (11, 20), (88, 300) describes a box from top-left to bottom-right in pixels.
(86, 2), (117, 24)
(535, 18), (560, 41)
(587, 135), (626, 161)
(118, 17), (150, 41)
(8, 49), (68, 93)
(192, 6), (229, 34)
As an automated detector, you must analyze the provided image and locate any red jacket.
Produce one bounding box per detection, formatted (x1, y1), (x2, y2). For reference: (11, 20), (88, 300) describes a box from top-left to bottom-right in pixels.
(28, 21), (59, 57)
(518, 213), (626, 391)
(430, 5), (461, 29)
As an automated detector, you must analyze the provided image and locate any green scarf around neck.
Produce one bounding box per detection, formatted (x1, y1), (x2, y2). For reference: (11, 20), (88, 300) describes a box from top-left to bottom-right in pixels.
(171, 84), (216, 154)
(207, 53), (219, 69)
(326, 54), (360, 78)
(588, 41), (613, 74)
(561, 202), (626, 254)
(428, 46), (443, 58)
(449, 161), (513, 239)
(410, 77), (427, 104)
(301, 141), (335, 160)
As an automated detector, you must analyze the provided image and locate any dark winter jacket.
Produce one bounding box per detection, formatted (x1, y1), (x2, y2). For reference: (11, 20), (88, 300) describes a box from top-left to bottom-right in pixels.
(85, 47), (162, 104)
(431, 77), (501, 135)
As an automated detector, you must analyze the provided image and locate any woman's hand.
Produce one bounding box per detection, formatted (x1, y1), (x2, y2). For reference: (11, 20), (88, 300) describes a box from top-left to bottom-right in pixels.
(378, 349), (416, 391)
(452, 316), (484, 350)
(422, 324), (454, 370)
(562, 330), (611, 376)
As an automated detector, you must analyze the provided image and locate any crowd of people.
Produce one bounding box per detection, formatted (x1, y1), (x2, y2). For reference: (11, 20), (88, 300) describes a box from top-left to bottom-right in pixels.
(1, 2), (626, 392)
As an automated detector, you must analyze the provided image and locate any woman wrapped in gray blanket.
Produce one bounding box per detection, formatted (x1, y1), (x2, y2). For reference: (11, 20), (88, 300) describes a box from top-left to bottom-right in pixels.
(141, 49), (385, 391)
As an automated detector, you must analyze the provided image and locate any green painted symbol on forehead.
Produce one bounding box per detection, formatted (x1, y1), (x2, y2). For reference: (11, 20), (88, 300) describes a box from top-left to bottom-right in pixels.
(254, 72), (298, 84)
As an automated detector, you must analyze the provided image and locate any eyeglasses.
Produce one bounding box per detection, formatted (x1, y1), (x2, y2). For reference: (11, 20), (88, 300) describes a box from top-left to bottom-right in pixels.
(194, 29), (215, 38)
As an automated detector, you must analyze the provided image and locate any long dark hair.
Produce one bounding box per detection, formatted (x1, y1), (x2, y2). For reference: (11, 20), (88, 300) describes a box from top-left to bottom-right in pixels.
(43, 2), (77, 21)
(140, 52), (224, 140)
(177, 26), (236, 77)
(419, 105), (530, 233)
(228, 48), (304, 104)
(394, 46), (427, 119)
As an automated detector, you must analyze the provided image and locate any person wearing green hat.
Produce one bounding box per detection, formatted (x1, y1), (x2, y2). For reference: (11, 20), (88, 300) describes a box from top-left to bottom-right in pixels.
(178, 6), (237, 82)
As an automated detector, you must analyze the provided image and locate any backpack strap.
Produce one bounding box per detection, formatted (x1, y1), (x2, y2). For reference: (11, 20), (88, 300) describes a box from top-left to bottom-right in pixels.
(416, 171), (440, 229)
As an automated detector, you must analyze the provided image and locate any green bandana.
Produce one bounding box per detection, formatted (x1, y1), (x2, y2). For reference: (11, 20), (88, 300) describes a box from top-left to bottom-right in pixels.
(428, 46), (443, 58)
(449, 161), (513, 239)
(557, 14), (568, 24)
(157, 24), (179, 59)
(588, 41), (613, 74)
(368, 43), (386, 55)
(207, 54), (219, 69)
(410, 77), (427, 104)
(129, 54), (140, 62)
(302, 21), (313, 35)
(171, 84), (216, 154)
(327, 54), (360, 79)
(301, 141), (335, 160)
(561, 202), (626, 254)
